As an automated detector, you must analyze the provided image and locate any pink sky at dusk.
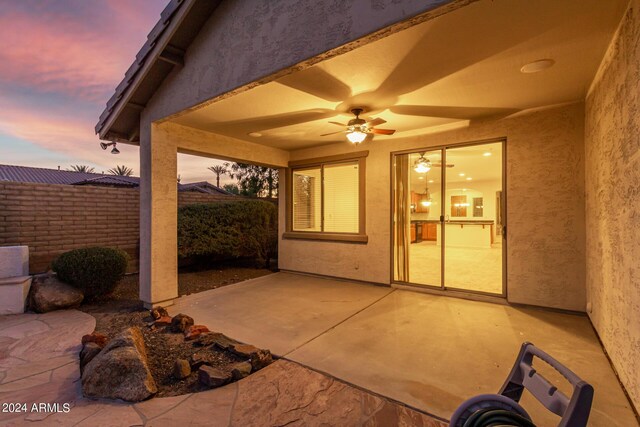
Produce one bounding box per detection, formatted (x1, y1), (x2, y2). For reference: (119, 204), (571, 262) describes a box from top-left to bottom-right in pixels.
(0, 0), (230, 184)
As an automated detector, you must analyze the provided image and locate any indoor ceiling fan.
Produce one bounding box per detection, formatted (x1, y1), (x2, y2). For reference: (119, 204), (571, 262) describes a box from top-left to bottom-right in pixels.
(320, 108), (396, 144)
(413, 152), (454, 173)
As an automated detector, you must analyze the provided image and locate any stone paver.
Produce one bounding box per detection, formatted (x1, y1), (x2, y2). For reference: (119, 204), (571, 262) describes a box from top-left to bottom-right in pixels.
(0, 309), (446, 426)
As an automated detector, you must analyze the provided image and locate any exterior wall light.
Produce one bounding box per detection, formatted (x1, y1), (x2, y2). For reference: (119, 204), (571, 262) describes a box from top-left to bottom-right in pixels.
(100, 141), (120, 154)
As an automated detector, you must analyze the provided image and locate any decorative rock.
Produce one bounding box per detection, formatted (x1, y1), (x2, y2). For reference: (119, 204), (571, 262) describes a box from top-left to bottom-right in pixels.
(231, 362), (252, 380)
(149, 306), (169, 320)
(198, 366), (231, 388)
(185, 325), (209, 340)
(231, 343), (260, 358)
(189, 352), (207, 369)
(79, 342), (102, 374)
(173, 359), (191, 380)
(170, 313), (194, 333)
(195, 332), (220, 347)
(81, 327), (157, 402)
(28, 274), (84, 313)
(212, 334), (239, 350)
(154, 316), (172, 326)
(81, 332), (108, 348)
(250, 349), (273, 371)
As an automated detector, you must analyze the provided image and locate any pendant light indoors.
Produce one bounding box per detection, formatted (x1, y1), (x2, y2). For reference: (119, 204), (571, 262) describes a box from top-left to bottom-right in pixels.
(420, 175), (432, 207)
(414, 152), (431, 173)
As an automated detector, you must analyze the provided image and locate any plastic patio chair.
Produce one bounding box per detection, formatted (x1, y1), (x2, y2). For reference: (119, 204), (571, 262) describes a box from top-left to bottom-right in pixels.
(449, 342), (594, 427)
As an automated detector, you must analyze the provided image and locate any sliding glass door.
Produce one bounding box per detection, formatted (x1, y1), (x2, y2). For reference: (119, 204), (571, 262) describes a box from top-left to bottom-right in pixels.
(392, 141), (505, 296)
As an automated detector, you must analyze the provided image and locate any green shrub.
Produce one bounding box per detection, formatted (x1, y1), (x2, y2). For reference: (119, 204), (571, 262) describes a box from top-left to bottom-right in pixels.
(52, 247), (129, 300)
(178, 200), (277, 266)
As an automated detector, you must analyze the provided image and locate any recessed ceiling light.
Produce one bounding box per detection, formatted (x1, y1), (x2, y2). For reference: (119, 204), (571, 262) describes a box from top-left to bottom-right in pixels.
(428, 180), (434, 183)
(483, 152), (492, 157)
(466, 177), (472, 181)
(459, 173), (465, 177)
(418, 176), (424, 180)
(248, 132), (262, 138)
(520, 59), (555, 74)
(462, 189), (467, 192)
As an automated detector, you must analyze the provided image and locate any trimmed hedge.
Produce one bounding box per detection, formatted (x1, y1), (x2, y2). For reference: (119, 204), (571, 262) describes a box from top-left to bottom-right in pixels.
(178, 200), (277, 266)
(52, 247), (129, 300)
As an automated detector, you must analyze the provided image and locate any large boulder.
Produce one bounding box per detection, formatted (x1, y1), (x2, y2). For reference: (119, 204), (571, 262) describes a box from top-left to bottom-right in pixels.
(28, 274), (84, 313)
(81, 327), (157, 402)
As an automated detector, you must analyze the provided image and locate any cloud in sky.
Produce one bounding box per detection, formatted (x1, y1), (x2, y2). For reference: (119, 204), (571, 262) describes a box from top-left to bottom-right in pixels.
(0, 0), (227, 183)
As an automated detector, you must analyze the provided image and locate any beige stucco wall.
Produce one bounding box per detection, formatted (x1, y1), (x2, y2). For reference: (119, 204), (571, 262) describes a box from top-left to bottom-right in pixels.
(585, 0), (640, 411)
(280, 103), (586, 312)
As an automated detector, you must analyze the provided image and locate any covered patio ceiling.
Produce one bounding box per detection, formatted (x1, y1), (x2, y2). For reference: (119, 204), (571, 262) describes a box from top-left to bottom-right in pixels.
(171, 0), (628, 151)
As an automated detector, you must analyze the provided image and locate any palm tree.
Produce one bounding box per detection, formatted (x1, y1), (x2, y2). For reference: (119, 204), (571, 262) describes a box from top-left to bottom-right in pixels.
(207, 164), (228, 187)
(108, 165), (134, 176)
(67, 165), (95, 173)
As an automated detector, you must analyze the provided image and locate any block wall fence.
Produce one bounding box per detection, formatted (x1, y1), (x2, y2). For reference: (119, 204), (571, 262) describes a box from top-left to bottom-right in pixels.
(0, 182), (237, 273)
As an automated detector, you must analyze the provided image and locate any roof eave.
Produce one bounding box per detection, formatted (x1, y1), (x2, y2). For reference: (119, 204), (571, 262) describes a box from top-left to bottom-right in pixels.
(97, 0), (216, 144)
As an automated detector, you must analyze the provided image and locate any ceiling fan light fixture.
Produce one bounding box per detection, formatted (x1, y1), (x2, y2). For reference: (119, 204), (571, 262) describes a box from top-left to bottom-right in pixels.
(413, 154), (431, 173)
(346, 130), (367, 144)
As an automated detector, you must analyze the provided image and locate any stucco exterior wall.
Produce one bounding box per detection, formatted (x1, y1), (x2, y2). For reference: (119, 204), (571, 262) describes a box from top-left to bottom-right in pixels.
(142, 0), (471, 127)
(585, 0), (640, 411)
(280, 103), (586, 312)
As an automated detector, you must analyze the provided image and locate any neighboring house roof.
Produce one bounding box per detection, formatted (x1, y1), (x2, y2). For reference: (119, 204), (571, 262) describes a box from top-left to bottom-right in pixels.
(178, 181), (233, 195)
(95, 0), (220, 143)
(0, 164), (232, 195)
(74, 175), (140, 187)
(0, 164), (107, 185)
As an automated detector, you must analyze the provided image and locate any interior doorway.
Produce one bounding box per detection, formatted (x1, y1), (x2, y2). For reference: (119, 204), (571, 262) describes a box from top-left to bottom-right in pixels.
(392, 140), (505, 296)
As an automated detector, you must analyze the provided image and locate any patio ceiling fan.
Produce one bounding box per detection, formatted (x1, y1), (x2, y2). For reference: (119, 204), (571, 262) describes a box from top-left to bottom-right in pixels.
(319, 108), (396, 144)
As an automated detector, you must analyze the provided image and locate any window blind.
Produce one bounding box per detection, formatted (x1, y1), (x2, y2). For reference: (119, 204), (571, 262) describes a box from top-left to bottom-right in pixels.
(292, 168), (321, 231)
(323, 162), (359, 233)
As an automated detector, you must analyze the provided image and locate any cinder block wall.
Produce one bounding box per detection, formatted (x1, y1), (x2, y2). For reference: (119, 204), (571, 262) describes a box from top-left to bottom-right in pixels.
(0, 182), (236, 273)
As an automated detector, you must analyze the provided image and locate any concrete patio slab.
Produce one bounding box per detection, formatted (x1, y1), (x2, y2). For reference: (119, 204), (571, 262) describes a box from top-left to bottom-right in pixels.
(288, 289), (638, 427)
(169, 272), (393, 356)
(0, 304), (445, 426)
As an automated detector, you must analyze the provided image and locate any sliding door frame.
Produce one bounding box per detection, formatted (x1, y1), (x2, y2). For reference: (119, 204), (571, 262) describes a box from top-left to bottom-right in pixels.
(390, 137), (507, 298)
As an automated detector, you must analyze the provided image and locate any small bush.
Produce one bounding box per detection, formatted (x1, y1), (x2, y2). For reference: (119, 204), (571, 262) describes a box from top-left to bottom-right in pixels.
(178, 200), (277, 266)
(52, 247), (129, 300)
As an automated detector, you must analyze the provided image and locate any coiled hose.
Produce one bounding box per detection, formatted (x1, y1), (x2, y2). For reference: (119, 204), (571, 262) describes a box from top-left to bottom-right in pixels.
(463, 408), (537, 427)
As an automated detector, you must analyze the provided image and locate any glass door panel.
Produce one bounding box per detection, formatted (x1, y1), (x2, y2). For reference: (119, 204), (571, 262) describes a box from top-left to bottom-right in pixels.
(444, 142), (503, 294)
(393, 150), (443, 287)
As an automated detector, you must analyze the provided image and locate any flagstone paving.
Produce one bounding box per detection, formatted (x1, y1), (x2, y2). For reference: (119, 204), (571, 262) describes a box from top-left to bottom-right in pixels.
(0, 309), (447, 426)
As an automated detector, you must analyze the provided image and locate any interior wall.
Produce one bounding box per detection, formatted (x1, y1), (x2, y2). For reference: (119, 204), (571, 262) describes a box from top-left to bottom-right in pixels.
(280, 103), (586, 311)
(585, 0), (640, 411)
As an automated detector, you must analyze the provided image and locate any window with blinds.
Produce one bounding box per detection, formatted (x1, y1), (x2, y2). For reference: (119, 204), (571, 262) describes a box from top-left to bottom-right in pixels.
(291, 161), (360, 234)
(292, 168), (321, 231)
(324, 162), (359, 233)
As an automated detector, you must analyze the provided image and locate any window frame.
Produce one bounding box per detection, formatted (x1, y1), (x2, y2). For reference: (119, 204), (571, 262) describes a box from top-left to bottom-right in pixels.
(284, 151), (368, 243)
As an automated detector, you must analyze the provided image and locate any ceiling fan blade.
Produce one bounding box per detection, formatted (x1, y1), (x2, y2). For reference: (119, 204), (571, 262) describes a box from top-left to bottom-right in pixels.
(207, 109), (336, 134)
(276, 67), (351, 102)
(366, 117), (386, 127)
(431, 163), (455, 168)
(320, 130), (345, 136)
(391, 105), (519, 120)
(371, 128), (396, 135)
(364, 133), (375, 143)
(328, 121), (347, 127)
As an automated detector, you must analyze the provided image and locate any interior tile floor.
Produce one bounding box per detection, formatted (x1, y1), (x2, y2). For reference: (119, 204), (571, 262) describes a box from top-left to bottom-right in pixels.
(170, 272), (638, 426)
(409, 242), (503, 294)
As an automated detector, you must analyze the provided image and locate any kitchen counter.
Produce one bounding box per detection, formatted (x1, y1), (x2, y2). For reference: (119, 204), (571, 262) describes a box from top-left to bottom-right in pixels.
(410, 220), (496, 247)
